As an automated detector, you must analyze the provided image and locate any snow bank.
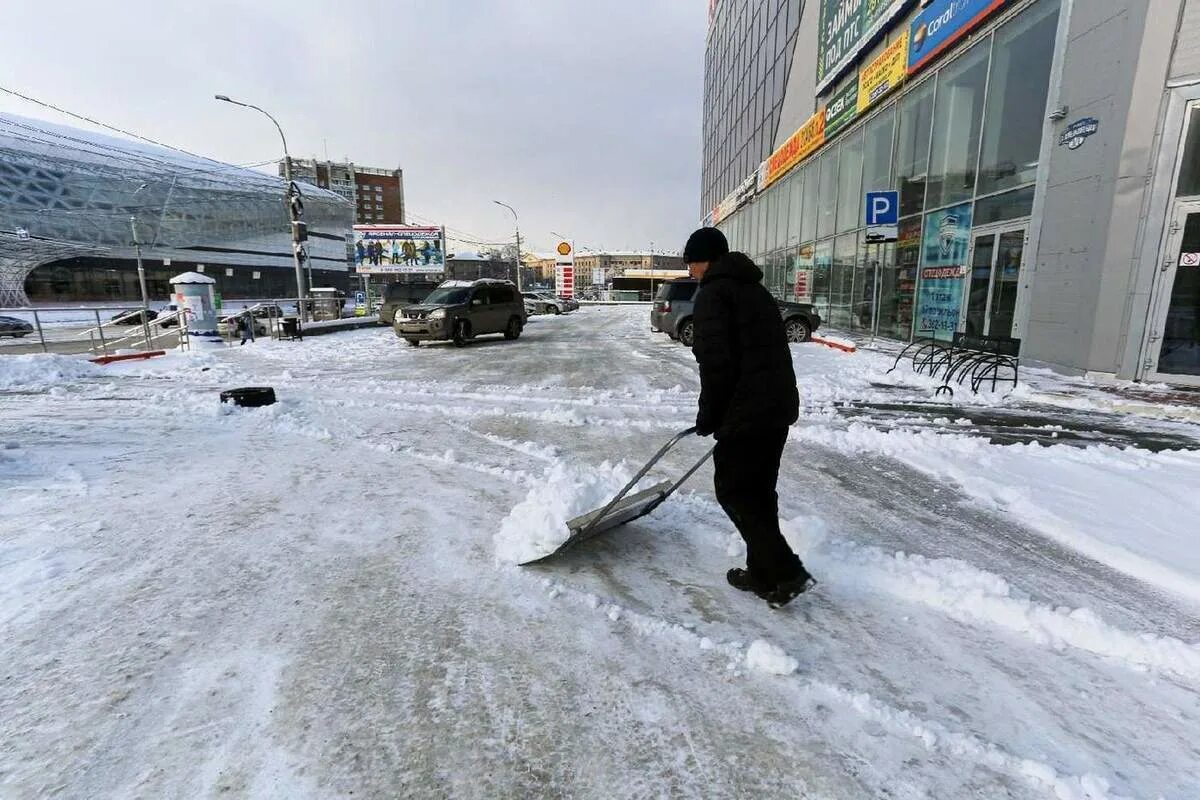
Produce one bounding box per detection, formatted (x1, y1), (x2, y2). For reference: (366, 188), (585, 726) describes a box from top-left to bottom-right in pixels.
(493, 460), (637, 564)
(792, 422), (1200, 606)
(783, 519), (1200, 683)
(0, 354), (101, 389)
(745, 639), (799, 676)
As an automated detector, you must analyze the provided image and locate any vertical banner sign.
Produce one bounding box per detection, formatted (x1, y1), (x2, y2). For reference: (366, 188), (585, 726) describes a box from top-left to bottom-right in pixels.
(555, 241), (575, 299)
(353, 225), (445, 274)
(817, 0), (915, 94)
(858, 30), (909, 112)
(794, 244), (815, 303)
(915, 202), (972, 340)
(824, 82), (860, 140)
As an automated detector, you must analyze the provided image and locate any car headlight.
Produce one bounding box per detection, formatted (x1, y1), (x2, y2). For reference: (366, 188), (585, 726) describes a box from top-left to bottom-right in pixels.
(428, 308), (446, 320)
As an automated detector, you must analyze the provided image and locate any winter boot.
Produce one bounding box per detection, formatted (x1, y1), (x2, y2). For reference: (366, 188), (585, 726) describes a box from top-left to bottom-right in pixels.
(764, 566), (817, 609)
(726, 567), (773, 599)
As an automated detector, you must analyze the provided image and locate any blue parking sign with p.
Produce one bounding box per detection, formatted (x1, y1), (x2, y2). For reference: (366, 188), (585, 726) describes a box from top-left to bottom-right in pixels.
(865, 191), (899, 226)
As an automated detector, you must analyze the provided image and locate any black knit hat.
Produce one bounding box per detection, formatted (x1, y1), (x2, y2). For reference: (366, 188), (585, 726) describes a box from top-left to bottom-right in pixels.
(682, 227), (729, 263)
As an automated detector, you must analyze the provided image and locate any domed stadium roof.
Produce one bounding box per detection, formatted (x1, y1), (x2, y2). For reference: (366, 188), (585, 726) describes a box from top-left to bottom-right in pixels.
(0, 112), (352, 305)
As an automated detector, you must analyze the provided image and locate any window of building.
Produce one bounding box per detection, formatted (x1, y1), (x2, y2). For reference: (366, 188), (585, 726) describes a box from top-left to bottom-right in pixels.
(812, 239), (834, 319)
(974, 184), (1036, 224)
(862, 107), (895, 196)
(817, 147), (840, 239)
(800, 162), (818, 243)
(837, 129), (864, 233)
(829, 233), (857, 328)
(1178, 107), (1200, 197)
(896, 79), (935, 217)
(926, 40), (990, 210)
(787, 168), (805, 247)
(978, 0), (1060, 196)
(775, 172), (793, 249)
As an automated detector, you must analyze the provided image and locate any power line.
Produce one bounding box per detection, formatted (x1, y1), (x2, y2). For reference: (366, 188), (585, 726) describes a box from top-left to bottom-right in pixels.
(0, 84), (229, 166)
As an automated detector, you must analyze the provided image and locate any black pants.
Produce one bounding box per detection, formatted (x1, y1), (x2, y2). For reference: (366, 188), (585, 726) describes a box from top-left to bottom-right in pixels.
(713, 426), (802, 585)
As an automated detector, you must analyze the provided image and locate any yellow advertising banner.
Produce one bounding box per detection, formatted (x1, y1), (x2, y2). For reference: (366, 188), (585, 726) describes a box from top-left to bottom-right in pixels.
(764, 111), (826, 189)
(858, 31), (909, 113)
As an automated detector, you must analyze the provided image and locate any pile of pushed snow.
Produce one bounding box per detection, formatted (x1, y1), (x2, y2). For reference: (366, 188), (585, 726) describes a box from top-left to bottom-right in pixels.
(745, 639), (799, 676)
(494, 460), (636, 564)
(0, 354), (101, 390)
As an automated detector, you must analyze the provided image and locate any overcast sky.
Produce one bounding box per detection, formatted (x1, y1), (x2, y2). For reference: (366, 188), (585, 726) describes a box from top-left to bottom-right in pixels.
(0, 0), (706, 255)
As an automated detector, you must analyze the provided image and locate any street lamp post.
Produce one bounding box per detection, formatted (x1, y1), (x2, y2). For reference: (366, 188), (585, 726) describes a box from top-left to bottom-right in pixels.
(129, 216), (153, 349)
(214, 94), (309, 321)
(493, 200), (522, 292)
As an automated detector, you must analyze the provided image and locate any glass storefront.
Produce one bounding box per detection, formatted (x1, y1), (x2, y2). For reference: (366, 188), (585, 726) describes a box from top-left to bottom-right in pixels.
(720, 0), (1060, 342)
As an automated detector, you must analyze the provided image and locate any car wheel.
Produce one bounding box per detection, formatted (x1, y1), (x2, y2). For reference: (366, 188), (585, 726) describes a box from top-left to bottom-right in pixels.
(678, 319), (695, 347)
(453, 319), (470, 347)
(785, 318), (811, 343)
(14, 332), (29, 338)
(550, 305), (561, 315)
(504, 316), (523, 340)
(406, 338), (420, 347)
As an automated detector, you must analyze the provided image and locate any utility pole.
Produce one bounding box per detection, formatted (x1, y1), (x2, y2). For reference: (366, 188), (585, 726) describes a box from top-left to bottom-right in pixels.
(494, 200), (522, 291)
(215, 94), (309, 321)
(130, 216), (153, 349)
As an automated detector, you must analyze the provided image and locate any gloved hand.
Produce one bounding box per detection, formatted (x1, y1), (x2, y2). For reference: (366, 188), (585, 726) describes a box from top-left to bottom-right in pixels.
(694, 416), (715, 437)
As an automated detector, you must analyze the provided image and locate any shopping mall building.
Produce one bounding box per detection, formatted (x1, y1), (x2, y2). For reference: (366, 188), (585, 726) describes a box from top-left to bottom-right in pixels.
(0, 113), (353, 307)
(702, 0), (1200, 384)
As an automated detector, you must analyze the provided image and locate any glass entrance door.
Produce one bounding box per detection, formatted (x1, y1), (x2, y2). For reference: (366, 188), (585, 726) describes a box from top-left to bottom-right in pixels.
(1148, 204), (1200, 379)
(963, 225), (1026, 337)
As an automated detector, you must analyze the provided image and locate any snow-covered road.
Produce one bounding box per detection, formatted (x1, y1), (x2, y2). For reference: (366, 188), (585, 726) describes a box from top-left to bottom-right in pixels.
(2, 307), (1198, 799)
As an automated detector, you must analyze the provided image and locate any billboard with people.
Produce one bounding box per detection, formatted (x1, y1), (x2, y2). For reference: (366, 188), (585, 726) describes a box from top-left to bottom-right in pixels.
(354, 225), (445, 274)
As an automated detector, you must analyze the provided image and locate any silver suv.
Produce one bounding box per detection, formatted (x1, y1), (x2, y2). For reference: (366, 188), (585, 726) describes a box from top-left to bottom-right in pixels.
(394, 279), (527, 347)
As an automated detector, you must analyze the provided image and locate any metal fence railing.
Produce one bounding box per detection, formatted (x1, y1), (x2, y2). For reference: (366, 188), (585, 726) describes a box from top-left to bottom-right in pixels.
(0, 297), (358, 356)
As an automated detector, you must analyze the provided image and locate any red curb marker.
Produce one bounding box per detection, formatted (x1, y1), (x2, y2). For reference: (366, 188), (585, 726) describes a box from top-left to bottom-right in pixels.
(90, 351), (167, 365)
(810, 336), (856, 354)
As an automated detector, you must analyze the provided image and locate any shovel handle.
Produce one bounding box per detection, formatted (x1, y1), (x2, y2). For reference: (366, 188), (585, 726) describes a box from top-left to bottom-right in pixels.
(575, 427), (698, 539)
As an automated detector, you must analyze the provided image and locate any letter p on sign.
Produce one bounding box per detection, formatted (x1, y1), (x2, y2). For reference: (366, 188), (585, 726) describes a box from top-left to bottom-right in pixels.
(865, 191), (899, 226)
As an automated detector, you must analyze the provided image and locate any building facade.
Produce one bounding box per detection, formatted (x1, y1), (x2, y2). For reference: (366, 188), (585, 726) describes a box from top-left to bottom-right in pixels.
(703, 0), (1200, 385)
(572, 252), (686, 289)
(282, 159), (405, 226)
(1, 113), (353, 305)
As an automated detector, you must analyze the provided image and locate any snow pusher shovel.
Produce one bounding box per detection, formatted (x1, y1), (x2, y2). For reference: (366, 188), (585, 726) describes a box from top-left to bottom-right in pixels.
(519, 427), (714, 566)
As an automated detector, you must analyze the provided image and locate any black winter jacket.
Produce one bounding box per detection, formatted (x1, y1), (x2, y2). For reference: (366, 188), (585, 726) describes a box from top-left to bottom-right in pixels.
(692, 252), (799, 439)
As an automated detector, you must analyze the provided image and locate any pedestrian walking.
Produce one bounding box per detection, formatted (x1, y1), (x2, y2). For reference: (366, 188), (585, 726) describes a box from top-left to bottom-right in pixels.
(683, 226), (815, 608)
(238, 307), (255, 346)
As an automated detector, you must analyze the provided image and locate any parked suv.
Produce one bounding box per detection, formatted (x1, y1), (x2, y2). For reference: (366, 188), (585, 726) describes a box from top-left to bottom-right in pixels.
(393, 279), (526, 347)
(650, 278), (821, 346)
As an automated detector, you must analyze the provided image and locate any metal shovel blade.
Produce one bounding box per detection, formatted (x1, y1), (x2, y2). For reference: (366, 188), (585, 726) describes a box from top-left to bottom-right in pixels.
(517, 480), (672, 566)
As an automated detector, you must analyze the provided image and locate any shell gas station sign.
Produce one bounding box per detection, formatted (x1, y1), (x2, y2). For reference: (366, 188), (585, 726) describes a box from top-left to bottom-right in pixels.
(555, 241), (574, 298)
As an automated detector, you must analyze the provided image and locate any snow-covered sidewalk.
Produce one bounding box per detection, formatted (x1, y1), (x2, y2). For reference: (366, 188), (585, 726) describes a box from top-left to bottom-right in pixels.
(1, 308), (1198, 799)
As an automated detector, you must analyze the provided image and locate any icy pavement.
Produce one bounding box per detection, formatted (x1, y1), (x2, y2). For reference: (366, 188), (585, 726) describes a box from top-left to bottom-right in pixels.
(2, 308), (1199, 799)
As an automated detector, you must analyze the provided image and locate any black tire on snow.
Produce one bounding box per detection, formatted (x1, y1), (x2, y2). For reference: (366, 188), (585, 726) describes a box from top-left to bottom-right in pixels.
(678, 319), (695, 347)
(453, 320), (470, 347)
(406, 338), (420, 347)
(220, 387), (277, 408)
(504, 317), (522, 340)
(785, 318), (811, 343)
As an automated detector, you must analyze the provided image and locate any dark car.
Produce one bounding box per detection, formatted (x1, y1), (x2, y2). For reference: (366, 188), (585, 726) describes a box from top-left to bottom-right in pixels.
(110, 309), (159, 325)
(650, 278), (820, 346)
(0, 315), (34, 338)
(393, 279), (527, 347)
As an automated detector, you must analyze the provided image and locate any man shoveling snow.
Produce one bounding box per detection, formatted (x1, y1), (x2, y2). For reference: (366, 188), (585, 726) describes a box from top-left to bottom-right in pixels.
(683, 226), (816, 608)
